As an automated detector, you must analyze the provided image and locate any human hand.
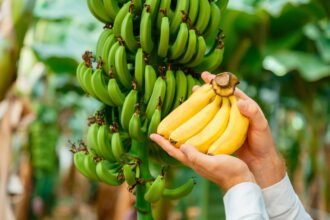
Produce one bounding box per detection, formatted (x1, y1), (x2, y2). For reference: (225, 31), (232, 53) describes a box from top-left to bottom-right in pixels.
(150, 134), (255, 191)
(200, 72), (286, 188)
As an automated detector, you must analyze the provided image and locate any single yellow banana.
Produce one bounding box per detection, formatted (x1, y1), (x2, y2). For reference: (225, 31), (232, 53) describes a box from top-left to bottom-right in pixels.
(186, 97), (230, 153)
(207, 96), (249, 155)
(157, 84), (216, 138)
(169, 96), (221, 147)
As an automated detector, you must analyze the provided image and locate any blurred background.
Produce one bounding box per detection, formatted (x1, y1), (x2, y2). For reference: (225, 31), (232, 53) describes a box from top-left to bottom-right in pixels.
(0, 0), (329, 219)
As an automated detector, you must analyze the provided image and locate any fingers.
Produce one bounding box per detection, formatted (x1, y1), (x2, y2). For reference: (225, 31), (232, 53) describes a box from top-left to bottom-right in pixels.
(234, 88), (250, 100)
(201, 72), (215, 83)
(180, 144), (214, 169)
(237, 99), (268, 131)
(149, 134), (188, 164)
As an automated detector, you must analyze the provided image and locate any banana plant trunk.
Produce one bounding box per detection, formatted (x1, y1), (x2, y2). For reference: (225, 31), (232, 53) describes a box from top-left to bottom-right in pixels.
(130, 140), (154, 220)
(0, 0), (35, 100)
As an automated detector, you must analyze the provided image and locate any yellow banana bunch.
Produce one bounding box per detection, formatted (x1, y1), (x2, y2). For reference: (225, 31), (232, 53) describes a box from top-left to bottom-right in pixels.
(157, 72), (249, 155)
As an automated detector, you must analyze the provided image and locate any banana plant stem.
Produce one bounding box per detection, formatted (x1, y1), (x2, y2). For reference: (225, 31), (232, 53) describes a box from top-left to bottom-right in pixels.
(130, 140), (154, 220)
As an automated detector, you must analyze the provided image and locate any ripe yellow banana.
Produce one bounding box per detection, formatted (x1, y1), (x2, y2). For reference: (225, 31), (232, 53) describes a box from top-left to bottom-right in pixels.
(157, 84), (216, 139)
(186, 97), (230, 153)
(207, 96), (249, 155)
(169, 96), (221, 147)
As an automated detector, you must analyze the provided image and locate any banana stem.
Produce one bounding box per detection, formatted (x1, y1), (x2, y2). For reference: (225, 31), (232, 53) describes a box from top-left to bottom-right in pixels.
(130, 140), (153, 220)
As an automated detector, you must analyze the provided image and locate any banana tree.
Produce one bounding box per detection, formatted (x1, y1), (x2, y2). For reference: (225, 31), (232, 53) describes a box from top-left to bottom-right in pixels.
(71, 0), (230, 219)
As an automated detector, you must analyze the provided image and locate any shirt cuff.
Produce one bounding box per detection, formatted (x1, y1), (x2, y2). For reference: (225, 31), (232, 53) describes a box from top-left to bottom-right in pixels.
(262, 173), (310, 219)
(224, 182), (268, 220)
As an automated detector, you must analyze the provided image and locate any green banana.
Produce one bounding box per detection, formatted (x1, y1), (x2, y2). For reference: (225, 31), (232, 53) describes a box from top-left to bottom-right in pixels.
(156, 0), (171, 29)
(107, 78), (126, 106)
(171, 70), (187, 109)
(217, 0), (229, 11)
(204, 2), (221, 40)
(132, 0), (144, 12)
(123, 164), (136, 186)
(169, 22), (189, 60)
(178, 29), (197, 64)
(111, 131), (125, 161)
(87, 123), (102, 155)
(145, 76), (166, 119)
(128, 107), (145, 142)
(147, 104), (161, 136)
(194, 43), (224, 73)
(113, 2), (131, 37)
(162, 68), (176, 117)
(144, 175), (166, 203)
(143, 0), (161, 21)
(82, 66), (98, 98)
(162, 178), (195, 199)
(103, 0), (120, 21)
(143, 65), (157, 104)
(194, 0), (211, 34)
(91, 68), (115, 106)
(134, 48), (145, 90)
(87, 0), (113, 23)
(121, 9), (138, 53)
(96, 28), (113, 59)
(83, 153), (99, 181)
(96, 160), (123, 186)
(73, 151), (90, 178)
(170, 0), (189, 35)
(76, 62), (88, 92)
(186, 36), (207, 67)
(101, 33), (116, 74)
(186, 74), (196, 97)
(157, 16), (170, 58)
(140, 7), (154, 54)
(120, 87), (138, 130)
(188, 0), (199, 25)
(108, 41), (120, 79)
(115, 45), (133, 89)
(97, 124), (116, 162)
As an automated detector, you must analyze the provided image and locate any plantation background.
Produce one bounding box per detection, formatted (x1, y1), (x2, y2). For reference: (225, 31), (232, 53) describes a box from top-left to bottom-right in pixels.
(0, 0), (329, 219)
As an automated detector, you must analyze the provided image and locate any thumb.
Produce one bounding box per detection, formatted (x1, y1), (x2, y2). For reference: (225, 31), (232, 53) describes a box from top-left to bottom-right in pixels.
(237, 99), (268, 131)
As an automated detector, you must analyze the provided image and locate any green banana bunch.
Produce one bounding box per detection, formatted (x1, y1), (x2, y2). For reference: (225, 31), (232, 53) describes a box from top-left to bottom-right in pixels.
(144, 175), (166, 203)
(76, 0), (231, 208)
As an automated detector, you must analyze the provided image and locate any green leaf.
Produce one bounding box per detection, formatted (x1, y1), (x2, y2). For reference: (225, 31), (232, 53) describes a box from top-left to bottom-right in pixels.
(263, 50), (330, 81)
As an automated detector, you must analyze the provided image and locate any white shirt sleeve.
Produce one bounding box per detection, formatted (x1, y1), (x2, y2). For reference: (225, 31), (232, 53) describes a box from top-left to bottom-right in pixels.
(223, 182), (269, 220)
(262, 174), (312, 220)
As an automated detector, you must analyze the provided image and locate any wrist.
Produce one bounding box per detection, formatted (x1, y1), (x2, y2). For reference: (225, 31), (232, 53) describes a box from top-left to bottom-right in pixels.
(248, 152), (286, 188)
(221, 170), (256, 192)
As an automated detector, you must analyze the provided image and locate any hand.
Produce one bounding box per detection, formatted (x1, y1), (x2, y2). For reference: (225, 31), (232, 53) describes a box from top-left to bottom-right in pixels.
(200, 72), (286, 188)
(150, 134), (255, 191)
